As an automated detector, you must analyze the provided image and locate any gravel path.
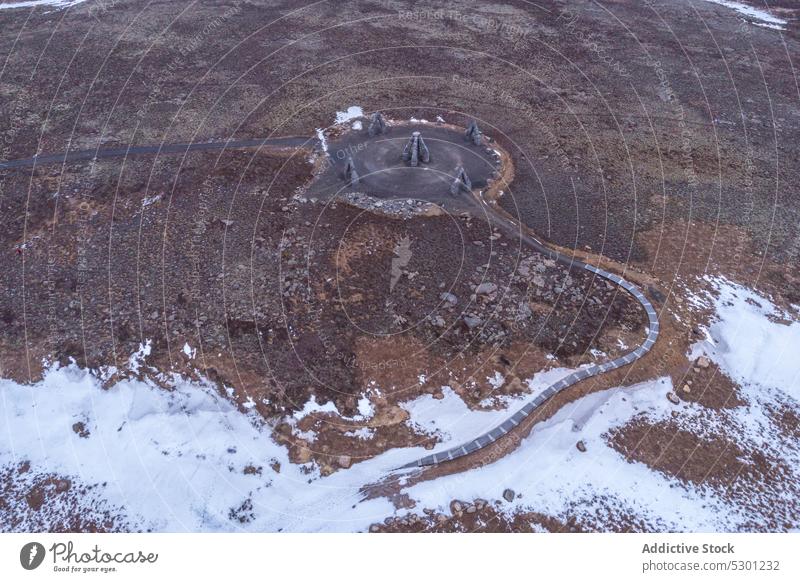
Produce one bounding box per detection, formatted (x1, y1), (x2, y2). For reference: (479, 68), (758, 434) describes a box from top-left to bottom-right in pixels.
(0, 136), (311, 170)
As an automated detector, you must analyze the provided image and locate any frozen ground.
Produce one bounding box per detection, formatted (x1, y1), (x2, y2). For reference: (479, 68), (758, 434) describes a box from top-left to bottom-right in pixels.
(1, 277), (797, 531)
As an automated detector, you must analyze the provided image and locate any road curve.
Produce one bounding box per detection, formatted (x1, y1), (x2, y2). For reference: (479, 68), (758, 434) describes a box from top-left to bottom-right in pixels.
(400, 194), (660, 469)
(0, 136), (312, 171)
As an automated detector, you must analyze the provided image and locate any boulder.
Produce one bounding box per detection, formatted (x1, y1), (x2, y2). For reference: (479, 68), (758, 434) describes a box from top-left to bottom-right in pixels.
(475, 282), (498, 295)
(502, 488), (515, 502)
(463, 315), (483, 329)
(440, 292), (458, 304)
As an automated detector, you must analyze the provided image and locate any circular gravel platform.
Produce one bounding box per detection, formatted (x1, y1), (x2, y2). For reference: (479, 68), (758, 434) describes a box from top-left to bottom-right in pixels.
(309, 123), (501, 205)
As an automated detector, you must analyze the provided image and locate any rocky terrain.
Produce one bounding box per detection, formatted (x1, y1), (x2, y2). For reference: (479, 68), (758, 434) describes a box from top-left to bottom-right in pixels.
(0, 0), (798, 532)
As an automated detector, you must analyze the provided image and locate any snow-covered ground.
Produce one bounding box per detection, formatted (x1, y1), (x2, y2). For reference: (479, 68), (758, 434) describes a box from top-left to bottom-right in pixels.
(701, 0), (788, 31)
(335, 106), (364, 125)
(1, 276), (798, 531)
(0, 0), (87, 11)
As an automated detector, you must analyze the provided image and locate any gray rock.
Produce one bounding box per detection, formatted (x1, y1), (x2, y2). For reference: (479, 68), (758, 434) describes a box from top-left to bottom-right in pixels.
(502, 488), (515, 502)
(475, 282), (497, 295)
(368, 111), (387, 137)
(402, 131), (430, 166)
(463, 315), (482, 329)
(450, 166), (472, 195)
(440, 292), (458, 304)
(343, 155), (359, 186)
(465, 119), (482, 146)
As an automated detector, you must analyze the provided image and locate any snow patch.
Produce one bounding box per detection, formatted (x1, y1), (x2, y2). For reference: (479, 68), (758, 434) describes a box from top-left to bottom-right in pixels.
(182, 343), (196, 360)
(293, 395), (339, 420)
(689, 276), (800, 402)
(0, 0), (87, 11)
(335, 106), (363, 124)
(701, 0), (787, 30)
(128, 340), (152, 374)
(0, 365), (404, 532)
(315, 128), (328, 152)
(355, 395), (375, 420)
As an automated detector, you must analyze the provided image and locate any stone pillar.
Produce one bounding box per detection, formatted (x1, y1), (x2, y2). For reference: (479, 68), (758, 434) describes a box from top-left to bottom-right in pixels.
(450, 166), (472, 195)
(465, 119), (482, 146)
(402, 131), (431, 167)
(344, 155), (359, 186)
(368, 112), (387, 137)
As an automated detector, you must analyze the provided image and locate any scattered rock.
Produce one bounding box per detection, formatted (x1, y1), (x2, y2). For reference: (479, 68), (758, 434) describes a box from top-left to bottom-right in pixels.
(696, 356), (711, 368)
(502, 488), (515, 502)
(450, 500), (463, 514)
(72, 421), (90, 438)
(369, 524), (380, 533)
(475, 282), (497, 295)
(26, 488), (44, 510)
(576, 440), (587, 452)
(463, 315), (482, 329)
(337, 455), (352, 469)
(294, 444), (313, 464)
(667, 391), (681, 405)
(439, 292), (458, 304)
(682, 384), (691, 394)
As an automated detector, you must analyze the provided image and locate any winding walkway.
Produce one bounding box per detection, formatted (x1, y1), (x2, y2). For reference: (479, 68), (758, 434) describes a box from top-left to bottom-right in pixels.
(400, 195), (660, 469)
(1, 133), (660, 470)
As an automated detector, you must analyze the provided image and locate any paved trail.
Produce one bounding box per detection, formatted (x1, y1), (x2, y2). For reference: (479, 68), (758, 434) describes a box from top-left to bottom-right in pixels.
(0, 136), (310, 170)
(400, 193), (660, 469)
(2, 133), (659, 470)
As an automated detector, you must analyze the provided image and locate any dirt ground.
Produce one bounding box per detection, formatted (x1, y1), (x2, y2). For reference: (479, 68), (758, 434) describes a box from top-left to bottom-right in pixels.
(1, 0), (798, 532)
